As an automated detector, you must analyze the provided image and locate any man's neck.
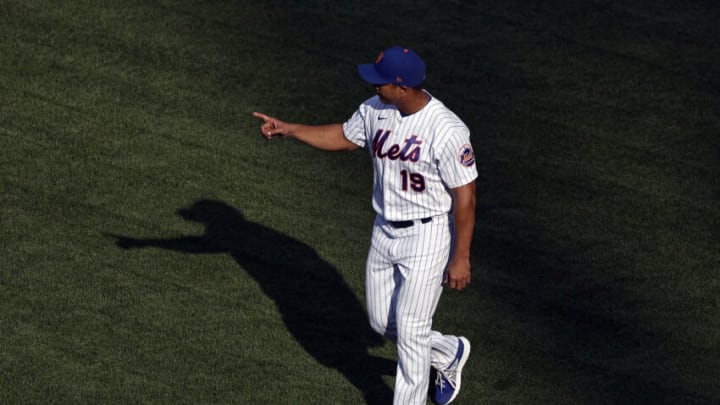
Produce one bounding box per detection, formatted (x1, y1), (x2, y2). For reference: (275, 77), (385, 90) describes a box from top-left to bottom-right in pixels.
(397, 89), (430, 116)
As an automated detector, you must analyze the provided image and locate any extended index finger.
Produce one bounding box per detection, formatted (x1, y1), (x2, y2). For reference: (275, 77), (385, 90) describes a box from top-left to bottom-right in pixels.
(252, 112), (271, 122)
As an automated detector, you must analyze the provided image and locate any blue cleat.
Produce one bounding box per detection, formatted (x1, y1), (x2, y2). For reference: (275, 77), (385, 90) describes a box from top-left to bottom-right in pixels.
(434, 337), (471, 405)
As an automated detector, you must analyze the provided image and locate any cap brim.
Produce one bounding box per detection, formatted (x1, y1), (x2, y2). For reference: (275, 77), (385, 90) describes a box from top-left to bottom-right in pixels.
(358, 63), (390, 85)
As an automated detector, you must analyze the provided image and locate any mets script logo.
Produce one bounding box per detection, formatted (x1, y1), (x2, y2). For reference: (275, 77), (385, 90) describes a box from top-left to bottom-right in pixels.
(458, 144), (475, 167)
(372, 129), (422, 161)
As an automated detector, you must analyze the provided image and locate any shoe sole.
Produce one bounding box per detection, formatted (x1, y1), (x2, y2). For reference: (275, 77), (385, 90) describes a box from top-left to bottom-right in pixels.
(446, 336), (471, 404)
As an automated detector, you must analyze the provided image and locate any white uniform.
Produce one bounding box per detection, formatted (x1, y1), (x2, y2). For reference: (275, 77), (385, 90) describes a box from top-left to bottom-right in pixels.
(343, 92), (478, 405)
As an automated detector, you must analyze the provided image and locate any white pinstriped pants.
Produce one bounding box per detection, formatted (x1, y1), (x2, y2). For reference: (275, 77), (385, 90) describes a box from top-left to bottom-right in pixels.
(366, 214), (460, 405)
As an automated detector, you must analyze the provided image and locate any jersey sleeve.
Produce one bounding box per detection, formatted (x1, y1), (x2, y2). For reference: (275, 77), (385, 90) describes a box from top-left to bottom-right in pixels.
(436, 126), (478, 189)
(342, 104), (369, 148)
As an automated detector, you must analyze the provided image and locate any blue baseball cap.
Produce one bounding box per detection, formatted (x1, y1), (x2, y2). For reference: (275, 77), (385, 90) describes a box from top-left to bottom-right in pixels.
(358, 46), (426, 87)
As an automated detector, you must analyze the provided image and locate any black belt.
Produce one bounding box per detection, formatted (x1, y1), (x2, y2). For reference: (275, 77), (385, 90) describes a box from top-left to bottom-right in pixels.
(388, 217), (433, 228)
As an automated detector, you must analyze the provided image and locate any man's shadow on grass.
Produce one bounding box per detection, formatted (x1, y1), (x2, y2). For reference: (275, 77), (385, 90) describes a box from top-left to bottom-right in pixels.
(108, 199), (394, 404)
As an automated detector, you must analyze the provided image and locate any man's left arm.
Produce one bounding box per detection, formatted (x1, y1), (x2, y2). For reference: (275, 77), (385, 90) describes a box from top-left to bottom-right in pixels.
(446, 180), (476, 290)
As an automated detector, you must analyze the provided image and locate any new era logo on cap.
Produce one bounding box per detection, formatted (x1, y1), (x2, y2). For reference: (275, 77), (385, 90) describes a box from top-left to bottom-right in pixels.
(357, 46), (426, 87)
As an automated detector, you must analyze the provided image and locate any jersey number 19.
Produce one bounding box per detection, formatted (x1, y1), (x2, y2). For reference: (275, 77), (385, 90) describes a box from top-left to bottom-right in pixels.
(400, 170), (426, 192)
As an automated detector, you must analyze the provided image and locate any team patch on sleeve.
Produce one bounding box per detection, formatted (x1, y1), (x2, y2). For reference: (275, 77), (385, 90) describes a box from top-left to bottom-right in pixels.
(458, 144), (476, 167)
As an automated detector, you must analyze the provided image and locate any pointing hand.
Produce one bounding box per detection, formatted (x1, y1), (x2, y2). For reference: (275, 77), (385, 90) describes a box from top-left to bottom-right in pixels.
(252, 112), (290, 139)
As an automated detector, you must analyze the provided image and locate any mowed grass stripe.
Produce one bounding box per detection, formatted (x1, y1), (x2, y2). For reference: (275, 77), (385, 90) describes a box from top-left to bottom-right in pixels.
(0, 2), (368, 403)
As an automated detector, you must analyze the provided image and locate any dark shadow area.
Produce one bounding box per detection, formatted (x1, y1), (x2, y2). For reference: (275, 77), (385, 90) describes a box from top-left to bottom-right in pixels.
(157, 2), (720, 403)
(477, 206), (720, 404)
(107, 199), (394, 404)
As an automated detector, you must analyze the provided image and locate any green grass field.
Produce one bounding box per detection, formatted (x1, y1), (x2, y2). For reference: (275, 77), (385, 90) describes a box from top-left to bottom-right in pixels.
(2, 0), (719, 403)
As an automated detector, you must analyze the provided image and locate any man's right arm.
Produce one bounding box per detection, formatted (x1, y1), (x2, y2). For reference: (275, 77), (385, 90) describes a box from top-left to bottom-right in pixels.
(252, 112), (359, 152)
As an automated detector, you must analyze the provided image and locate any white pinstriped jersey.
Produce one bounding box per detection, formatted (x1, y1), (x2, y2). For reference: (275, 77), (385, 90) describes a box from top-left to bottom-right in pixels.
(342, 92), (478, 221)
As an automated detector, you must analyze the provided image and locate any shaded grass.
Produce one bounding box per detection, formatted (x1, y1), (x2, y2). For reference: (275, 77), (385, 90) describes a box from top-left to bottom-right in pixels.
(1, 0), (719, 403)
